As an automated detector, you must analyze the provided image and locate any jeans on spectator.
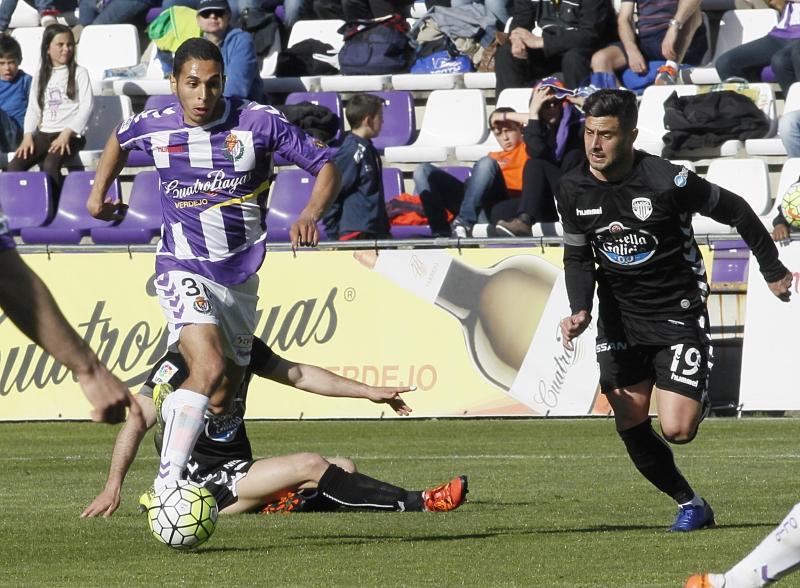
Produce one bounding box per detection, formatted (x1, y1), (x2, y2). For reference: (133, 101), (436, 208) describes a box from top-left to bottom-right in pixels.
(414, 158), (508, 236)
(449, 0), (509, 27)
(0, 108), (22, 152)
(770, 38), (800, 95)
(7, 131), (86, 190)
(79, 0), (152, 26)
(282, 0), (312, 26)
(715, 33), (794, 87)
(0, 0), (56, 31)
(780, 109), (800, 158)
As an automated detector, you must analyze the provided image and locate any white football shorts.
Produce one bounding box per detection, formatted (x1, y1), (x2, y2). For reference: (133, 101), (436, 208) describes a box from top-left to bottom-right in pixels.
(154, 270), (259, 366)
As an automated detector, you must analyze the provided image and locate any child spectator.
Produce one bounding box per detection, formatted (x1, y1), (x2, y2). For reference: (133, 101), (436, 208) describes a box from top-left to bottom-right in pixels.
(8, 24), (92, 189)
(0, 34), (31, 152)
(323, 93), (391, 241)
(413, 107), (529, 238)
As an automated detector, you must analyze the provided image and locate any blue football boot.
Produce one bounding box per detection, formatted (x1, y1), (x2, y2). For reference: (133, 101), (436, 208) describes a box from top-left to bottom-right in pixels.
(669, 499), (715, 532)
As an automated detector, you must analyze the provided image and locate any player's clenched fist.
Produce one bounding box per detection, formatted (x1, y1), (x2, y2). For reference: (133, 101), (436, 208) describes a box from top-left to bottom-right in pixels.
(560, 310), (591, 350)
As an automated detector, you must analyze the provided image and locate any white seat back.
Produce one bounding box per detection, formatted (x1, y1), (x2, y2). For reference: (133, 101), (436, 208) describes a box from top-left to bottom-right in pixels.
(77, 24), (140, 89)
(705, 158), (771, 215)
(11, 27), (44, 75)
(417, 89), (487, 147)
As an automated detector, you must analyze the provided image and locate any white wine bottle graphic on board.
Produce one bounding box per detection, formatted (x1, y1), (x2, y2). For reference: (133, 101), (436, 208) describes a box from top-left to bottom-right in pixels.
(355, 249), (602, 415)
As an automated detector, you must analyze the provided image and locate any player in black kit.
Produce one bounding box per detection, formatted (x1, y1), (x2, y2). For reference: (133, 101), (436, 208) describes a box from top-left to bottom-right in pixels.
(558, 90), (793, 532)
(81, 338), (467, 518)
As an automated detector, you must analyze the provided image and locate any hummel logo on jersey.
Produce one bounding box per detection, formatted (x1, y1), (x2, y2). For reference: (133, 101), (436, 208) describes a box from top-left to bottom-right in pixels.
(576, 207), (602, 216)
(632, 197), (652, 221)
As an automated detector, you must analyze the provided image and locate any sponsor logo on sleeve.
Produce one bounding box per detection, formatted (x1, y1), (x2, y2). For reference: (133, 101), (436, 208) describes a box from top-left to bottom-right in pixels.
(152, 361), (178, 385)
(674, 166), (689, 188)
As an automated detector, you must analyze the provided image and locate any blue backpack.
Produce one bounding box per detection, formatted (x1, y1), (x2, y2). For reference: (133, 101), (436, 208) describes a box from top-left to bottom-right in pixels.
(410, 36), (473, 75)
(337, 15), (413, 75)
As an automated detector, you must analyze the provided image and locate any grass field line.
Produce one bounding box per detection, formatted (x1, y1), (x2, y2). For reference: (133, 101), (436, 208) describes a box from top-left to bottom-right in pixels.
(5, 452), (800, 462)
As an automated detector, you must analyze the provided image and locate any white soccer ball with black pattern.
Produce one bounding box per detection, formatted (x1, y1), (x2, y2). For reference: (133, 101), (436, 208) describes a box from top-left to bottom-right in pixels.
(147, 480), (218, 550)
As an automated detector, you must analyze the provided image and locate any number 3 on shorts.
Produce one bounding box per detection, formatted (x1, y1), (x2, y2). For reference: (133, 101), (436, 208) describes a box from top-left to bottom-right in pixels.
(669, 344), (701, 376)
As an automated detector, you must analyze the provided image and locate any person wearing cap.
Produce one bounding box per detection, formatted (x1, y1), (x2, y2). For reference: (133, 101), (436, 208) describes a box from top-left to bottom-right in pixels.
(196, 0), (264, 103)
(493, 78), (585, 236)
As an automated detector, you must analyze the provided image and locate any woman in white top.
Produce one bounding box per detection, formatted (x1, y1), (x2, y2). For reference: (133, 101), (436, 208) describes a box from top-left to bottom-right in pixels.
(9, 24), (93, 190)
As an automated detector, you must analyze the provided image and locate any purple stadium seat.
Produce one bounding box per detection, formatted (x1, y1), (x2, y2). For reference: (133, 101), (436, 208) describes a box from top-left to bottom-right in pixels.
(20, 172), (121, 244)
(127, 96), (179, 167)
(370, 91), (415, 154)
(0, 172), (53, 232)
(385, 166), (471, 239)
(91, 171), (162, 244)
(267, 169), (329, 241)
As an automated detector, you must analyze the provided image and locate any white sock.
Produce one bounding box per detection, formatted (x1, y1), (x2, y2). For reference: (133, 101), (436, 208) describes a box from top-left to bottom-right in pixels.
(680, 494), (705, 508)
(154, 388), (208, 493)
(723, 502), (800, 588)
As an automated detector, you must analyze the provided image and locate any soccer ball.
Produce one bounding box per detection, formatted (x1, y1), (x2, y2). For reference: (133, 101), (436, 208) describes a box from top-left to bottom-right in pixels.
(147, 480), (218, 550)
(780, 182), (800, 228)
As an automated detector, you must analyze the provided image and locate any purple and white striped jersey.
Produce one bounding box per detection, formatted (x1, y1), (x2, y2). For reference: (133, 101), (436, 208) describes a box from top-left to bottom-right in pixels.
(117, 98), (333, 285)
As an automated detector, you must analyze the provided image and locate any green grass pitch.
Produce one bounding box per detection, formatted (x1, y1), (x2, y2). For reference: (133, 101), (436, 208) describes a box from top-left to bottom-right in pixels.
(1, 418), (799, 587)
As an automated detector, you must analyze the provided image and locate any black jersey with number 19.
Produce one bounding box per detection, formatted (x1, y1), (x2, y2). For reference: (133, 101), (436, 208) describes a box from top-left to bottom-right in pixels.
(557, 151), (786, 323)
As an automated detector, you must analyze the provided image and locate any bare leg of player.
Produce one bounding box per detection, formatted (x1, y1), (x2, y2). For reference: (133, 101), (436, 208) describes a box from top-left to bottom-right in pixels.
(685, 502), (800, 587)
(155, 324), (241, 493)
(655, 387), (704, 444)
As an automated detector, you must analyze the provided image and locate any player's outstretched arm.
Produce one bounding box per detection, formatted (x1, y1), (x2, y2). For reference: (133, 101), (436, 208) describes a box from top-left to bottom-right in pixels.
(0, 249), (137, 424)
(81, 394), (157, 518)
(86, 132), (129, 221)
(260, 358), (414, 416)
(704, 187), (792, 301)
(290, 161), (342, 249)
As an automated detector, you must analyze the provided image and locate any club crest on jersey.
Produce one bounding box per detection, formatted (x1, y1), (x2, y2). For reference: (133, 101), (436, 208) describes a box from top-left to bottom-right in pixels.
(193, 296), (212, 314)
(631, 197), (653, 221)
(674, 166), (689, 188)
(595, 221), (659, 266)
(222, 133), (245, 162)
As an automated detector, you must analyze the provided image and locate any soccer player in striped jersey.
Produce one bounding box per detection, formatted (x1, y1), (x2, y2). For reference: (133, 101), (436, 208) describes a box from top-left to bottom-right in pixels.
(557, 89), (792, 532)
(80, 338), (468, 518)
(86, 38), (341, 496)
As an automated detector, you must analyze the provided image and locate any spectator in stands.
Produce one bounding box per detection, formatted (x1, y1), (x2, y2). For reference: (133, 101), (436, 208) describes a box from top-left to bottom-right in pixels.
(589, 0), (707, 88)
(312, 0), (413, 20)
(413, 106), (530, 238)
(0, 34), (31, 152)
(779, 108), (800, 157)
(323, 93), (391, 241)
(0, 0), (72, 32)
(8, 25), (92, 190)
(78, 0), (155, 26)
(193, 0), (264, 102)
(494, 0), (616, 94)
(493, 78), (584, 236)
(425, 0), (512, 27)
(715, 0), (800, 95)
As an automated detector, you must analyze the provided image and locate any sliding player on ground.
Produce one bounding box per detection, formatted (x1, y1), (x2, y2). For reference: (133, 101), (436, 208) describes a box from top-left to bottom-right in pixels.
(81, 338), (467, 518)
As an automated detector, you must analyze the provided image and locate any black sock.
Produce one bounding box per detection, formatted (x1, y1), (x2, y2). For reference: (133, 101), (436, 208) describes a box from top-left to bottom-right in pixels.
(317, 465), (424, 512)
(618, 418), (695, 504)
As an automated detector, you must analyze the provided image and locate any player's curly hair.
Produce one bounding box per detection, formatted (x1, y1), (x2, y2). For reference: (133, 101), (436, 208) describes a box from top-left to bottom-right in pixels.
(584, 89), (638, 131)
(173, 37), (224, 79)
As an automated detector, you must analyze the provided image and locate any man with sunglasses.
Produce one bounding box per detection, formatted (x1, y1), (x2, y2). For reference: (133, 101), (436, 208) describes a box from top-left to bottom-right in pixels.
(196, 0), (264, 103)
